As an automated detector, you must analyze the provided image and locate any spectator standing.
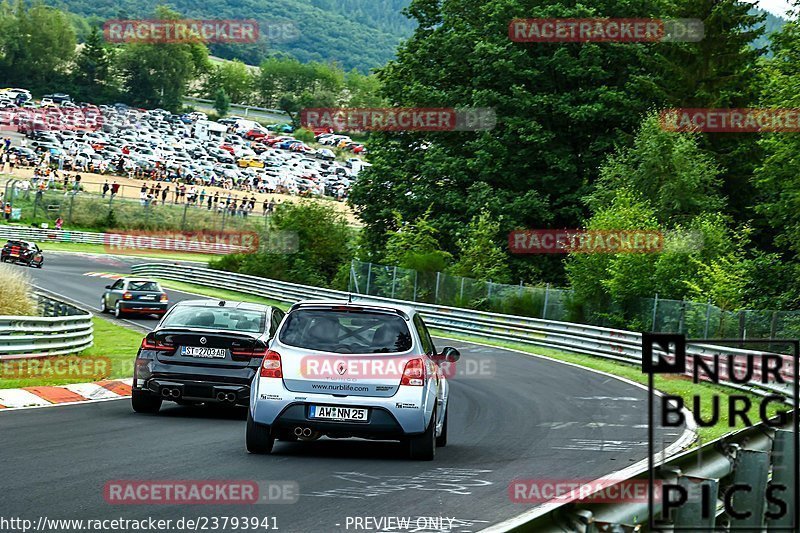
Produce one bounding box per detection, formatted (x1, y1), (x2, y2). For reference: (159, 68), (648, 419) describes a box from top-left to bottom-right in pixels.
(102, 180), (109, 198)
(55, 216), (63, 230)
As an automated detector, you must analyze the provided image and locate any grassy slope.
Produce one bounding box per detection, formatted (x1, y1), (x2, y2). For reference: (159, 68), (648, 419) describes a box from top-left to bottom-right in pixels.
(39, 242), (212, 263)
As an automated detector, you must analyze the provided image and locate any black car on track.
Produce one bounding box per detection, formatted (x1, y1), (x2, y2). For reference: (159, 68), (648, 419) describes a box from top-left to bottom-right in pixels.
(131, 299), (285, 413)
(1, 240), (44, 267)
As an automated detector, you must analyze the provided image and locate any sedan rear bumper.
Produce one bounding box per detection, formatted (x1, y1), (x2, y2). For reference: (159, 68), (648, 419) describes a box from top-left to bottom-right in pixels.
(119, 302), (168, 313)
(142, 377), (250, 404)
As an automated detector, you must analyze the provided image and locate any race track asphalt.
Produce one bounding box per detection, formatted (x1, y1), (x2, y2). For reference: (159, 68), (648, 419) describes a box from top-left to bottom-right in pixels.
(0, 252), (686, 532)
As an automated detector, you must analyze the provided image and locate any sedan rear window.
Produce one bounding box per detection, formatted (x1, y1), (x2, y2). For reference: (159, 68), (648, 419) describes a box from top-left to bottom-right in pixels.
(162, 306), (266, 333)
(279, 309), (412, 354)
(127, 281), (161, 291)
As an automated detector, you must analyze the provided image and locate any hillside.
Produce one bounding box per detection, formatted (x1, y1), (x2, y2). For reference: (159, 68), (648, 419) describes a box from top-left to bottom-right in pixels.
(48, 2), (786, 72)
(49, 0), (415, 71)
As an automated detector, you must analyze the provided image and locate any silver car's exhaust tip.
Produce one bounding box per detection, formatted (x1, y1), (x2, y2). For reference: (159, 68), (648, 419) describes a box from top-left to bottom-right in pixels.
(294, 427), (304, 437)
(302, 428), (312, 437)
(216, 392), (227, 401)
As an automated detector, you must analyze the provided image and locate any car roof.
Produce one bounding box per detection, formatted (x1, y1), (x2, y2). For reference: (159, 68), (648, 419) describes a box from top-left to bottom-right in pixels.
(287, 299), (416, 319)
(119, 278), (160, 284)
(172, 299), (272, 311)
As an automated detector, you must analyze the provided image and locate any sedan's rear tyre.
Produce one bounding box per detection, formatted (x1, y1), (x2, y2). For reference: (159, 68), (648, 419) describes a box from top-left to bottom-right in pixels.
(408, 409), (436, 461)
(131, 390), (162, 413)
(246, 410), (274, 454)
(436, 407), (448, 448)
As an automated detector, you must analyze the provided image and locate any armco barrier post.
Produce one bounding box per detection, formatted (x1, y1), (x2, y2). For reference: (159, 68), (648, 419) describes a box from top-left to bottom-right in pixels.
(768, 428), (796, 528)
(542, 283), (550, 319)
(391, 266), (397, 299)
(652, 293), (660, 331)
(673, 476), (719, 529)
(730, 449), (770, 529)
(704, 299), (712, 339)
(366, 263), (372, 296)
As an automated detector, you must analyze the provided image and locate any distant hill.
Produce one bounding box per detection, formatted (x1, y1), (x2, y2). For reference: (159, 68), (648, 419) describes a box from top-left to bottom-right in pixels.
(751, 7), (789, 51)
(49, 0), (415, 71)
(49, 2), (788, 71)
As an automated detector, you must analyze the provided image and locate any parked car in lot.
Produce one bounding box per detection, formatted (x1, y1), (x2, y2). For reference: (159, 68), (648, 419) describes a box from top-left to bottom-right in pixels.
(246, 301), (459, 460)
(101, 278), (168, 318)
(237, 156), (265, 168)
(131, 299), (285, 413)
(0, 240), (44, 267)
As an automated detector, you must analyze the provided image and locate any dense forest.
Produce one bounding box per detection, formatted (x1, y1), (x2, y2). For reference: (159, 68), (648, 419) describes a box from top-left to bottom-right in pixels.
(46, 0), (415, 71)
(3, 0), (800, 328)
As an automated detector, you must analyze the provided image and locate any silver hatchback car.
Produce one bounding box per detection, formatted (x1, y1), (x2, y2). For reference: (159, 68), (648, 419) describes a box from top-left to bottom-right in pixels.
(246, 301), (460, 460)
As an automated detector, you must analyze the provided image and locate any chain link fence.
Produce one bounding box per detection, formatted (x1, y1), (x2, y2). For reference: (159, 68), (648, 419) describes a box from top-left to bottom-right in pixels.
(349, 260), (800, 341)
(2, 177), (274, 233)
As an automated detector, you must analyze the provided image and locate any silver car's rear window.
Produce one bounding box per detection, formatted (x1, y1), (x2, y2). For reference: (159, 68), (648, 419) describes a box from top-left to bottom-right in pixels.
(127, 281), (161, 292)
(162, 306), (266, 333)
(279, 309), (412, 354)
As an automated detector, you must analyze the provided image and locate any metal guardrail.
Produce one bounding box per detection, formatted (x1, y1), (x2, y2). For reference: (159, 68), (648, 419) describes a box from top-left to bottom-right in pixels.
(130, 262), (799, 530)
(184, 97), (290, 121)
(0, 293), (93, 358)
(0, 225), (250, 255)
(498, 418), (796, 532)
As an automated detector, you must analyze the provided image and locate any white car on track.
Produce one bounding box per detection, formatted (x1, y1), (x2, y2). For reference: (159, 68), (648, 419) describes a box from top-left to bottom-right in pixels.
(247, 301), (459, 460)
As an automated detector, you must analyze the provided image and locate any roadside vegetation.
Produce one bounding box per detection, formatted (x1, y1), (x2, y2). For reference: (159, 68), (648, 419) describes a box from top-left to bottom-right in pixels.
(0, 264), (36, 316)
(36, 243), (212, 264)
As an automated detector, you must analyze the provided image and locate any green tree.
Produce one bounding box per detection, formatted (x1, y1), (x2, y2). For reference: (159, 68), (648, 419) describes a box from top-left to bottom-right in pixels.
(213, 87), (230, 117)
(350, 0), (672, 284)
(450, 210), (510, 283)
(210, 201), (353, 288)
(753, 5), (800, 308)
(73, 25), (115, 101)
(588, 114), (724, 225)
(658, 0), (768, 224)
(0, 2), (75, 91)
(384, 210), (452, 272)
(117, 6), (210, 111)
(203, 60), (253, 104)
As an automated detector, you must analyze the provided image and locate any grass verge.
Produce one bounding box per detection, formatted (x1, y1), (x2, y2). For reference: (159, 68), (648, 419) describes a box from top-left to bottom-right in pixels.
(431, 328), (784, 443)
(39, 242), (212, 263)
(0, 317), (143, 389)
(155, 278), (289, 309)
